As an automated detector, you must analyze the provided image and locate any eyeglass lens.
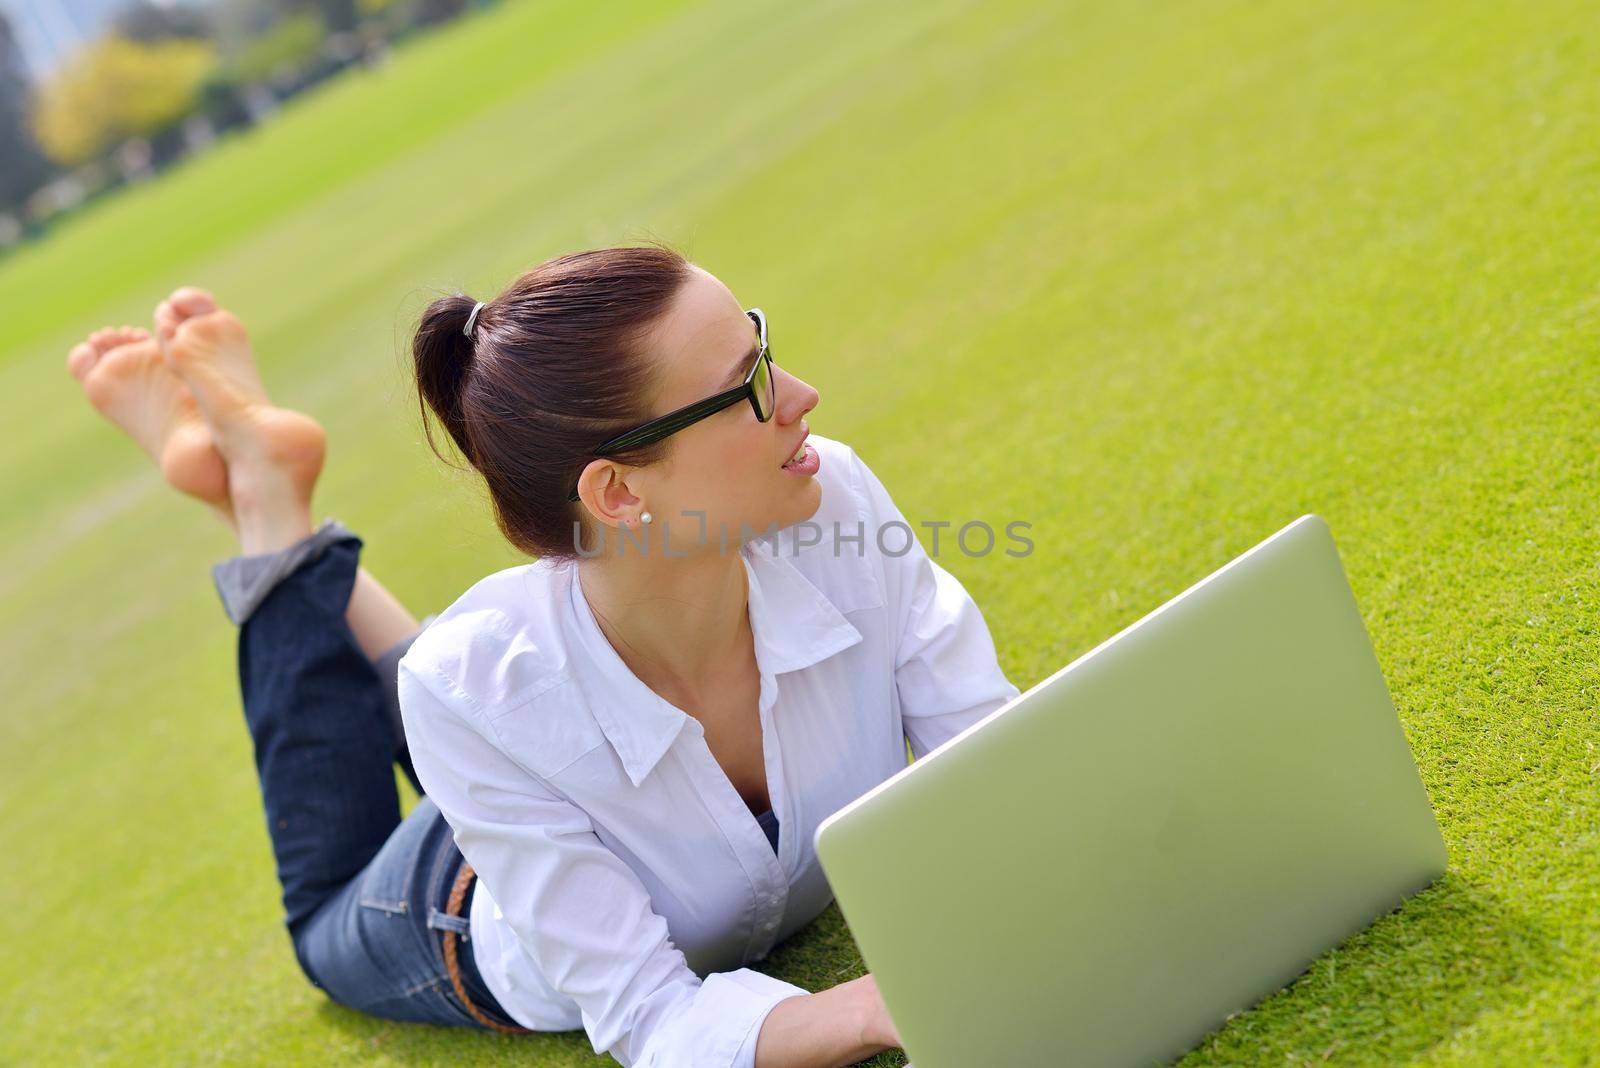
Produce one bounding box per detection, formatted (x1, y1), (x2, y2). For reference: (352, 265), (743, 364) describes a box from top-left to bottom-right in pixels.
(752, 351), (775, 420)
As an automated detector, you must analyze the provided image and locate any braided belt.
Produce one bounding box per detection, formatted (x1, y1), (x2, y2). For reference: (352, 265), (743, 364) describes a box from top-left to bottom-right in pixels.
(441, 861), (533, 1034)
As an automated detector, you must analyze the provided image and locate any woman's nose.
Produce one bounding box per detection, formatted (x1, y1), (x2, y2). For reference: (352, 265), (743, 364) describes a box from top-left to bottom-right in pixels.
(775, 366), (819, 423)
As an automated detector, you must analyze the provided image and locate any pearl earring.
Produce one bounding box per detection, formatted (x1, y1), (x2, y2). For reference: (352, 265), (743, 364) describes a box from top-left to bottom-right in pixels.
(641, 511), (653, 525)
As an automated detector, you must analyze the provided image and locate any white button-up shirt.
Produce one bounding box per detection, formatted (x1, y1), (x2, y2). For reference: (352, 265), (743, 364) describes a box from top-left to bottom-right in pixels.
(397, 434), (1021, 1068)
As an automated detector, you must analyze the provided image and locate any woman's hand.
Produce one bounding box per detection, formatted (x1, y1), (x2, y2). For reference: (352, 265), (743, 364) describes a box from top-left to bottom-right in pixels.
(752, 972), (902, 1067)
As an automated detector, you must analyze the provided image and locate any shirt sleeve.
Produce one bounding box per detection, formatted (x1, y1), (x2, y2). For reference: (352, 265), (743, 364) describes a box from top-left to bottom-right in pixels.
(397, 659), (809, 1068)
(848, 448), (1023, 762)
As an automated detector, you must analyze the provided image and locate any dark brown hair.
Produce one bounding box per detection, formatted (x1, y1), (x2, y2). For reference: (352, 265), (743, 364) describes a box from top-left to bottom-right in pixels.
(411, 243), (692, 560)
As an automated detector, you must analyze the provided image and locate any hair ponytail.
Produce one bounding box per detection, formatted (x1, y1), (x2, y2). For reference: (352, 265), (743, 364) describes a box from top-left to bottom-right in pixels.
(408, 243), (692, 561)
(413, 293), (483, 467)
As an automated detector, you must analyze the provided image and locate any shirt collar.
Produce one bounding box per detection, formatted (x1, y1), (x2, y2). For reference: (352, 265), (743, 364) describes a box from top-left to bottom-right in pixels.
(562, 543), (863, 787)
(742, 541), (865, 674)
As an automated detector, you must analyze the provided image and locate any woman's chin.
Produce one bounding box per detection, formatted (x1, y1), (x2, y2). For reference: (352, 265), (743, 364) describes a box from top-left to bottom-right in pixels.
(779, 480), (825, 529)
(721, 501), (814, 551)
(771, 482), (825, 537)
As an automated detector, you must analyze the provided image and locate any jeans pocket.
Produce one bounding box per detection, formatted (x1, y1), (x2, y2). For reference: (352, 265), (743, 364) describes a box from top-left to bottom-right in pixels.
(292, 802), (458, 1020)
(356, 799), (436, 917)
(352, 801), (453, 998)
(356, 863), (410, 917)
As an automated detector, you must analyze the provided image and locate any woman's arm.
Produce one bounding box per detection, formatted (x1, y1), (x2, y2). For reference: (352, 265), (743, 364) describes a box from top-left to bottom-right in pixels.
(346, 565), (422, 659)
(847, 448), (1022, 760)
(753, 973), (901, 1068)
(400, 643), (846, 1067)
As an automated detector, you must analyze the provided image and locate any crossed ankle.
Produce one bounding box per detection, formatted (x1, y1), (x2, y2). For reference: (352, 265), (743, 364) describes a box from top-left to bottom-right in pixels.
(234, 503), (316, 555)
(212, 518), (358, 624)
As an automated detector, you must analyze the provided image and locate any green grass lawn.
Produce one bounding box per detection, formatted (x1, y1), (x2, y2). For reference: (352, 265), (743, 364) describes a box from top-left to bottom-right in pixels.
(3, 0), (1598, 1062)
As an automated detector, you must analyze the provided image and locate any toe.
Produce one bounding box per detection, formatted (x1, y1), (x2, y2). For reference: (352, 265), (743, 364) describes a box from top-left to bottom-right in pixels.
(67, 342), (98, 381)
(155, 288), (219, 347)
(174, 308), (246, 351)
(154, 300), (181, 344)
(108, 325), (146, 346)
(171, 287), (217, 314)
(89, 326), (145, 358)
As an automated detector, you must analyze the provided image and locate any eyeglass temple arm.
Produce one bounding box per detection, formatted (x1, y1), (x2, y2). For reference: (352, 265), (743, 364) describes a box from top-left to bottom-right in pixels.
(567, 309), (766, 501)
(565, 389), (748, 500)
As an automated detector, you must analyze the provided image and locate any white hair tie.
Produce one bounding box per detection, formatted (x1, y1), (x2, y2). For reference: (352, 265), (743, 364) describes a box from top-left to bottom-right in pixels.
(464, 300), (486, 339)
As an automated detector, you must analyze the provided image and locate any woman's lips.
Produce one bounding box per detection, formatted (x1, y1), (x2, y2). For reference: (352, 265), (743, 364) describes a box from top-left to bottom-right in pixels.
(781, 441), (819, 477)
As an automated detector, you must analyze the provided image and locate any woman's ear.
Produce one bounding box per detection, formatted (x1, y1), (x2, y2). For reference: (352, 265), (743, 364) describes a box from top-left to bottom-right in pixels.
(576, 459), (643, 527)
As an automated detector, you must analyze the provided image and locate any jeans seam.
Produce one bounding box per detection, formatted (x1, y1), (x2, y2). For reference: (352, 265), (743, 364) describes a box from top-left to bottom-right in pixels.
(403, 973), (450, 997)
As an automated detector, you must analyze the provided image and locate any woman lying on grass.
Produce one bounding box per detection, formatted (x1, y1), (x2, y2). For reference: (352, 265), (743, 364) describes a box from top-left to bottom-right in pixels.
(68, 244), (1019, 1068)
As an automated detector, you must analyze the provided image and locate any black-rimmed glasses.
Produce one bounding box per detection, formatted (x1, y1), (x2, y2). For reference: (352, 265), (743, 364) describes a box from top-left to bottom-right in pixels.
(567, 308), (774, 502)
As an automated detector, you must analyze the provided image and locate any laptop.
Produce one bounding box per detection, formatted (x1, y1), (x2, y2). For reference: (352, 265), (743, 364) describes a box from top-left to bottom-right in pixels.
(812, 513), (1447, 1067)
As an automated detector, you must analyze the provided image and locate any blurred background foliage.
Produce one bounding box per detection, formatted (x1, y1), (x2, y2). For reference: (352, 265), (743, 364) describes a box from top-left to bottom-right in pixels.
(0, 0), (486, 248)
(32, 34), (217, 165)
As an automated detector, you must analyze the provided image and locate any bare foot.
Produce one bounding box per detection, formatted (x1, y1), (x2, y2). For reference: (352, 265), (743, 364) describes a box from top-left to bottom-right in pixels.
(68, 323), (233, 529)
(155, 288), (327, 555)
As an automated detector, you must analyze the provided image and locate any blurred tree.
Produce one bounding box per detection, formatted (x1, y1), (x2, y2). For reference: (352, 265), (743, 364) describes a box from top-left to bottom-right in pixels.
(409, 0), (470, 26)
(31, 35), (218, 167)
(113, 1), (215, 42)
(224, 11), (325, 85)
(211, 0), (287, 46)
(271, 0), (361, 34)
(1, 10), (55, 210)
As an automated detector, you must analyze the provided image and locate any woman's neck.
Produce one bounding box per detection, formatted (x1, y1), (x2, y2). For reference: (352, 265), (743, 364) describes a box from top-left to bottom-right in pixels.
(577, 543), (752, 703)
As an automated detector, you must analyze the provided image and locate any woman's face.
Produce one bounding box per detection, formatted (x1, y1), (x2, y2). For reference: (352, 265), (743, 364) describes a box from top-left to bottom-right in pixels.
(578, 265), (823, 555)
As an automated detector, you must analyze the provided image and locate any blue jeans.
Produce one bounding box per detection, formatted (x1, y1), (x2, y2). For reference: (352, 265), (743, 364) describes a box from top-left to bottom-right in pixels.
(231, 529), (520, 1030)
